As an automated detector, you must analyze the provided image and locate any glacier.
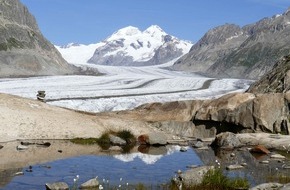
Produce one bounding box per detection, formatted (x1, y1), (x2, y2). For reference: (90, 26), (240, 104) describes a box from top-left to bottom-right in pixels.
(0, 25), (253, 113)
(0, 58), (252, 113)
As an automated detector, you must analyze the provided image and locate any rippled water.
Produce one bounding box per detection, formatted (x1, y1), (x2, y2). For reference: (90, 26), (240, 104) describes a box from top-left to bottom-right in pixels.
(1, 146), (202, 190)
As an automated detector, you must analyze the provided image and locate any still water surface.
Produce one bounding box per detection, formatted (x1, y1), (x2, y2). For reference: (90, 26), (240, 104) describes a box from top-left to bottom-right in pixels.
(2, 146), (202, 190)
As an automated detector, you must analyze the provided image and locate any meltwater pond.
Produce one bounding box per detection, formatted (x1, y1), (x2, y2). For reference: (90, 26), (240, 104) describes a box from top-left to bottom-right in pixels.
(1, 145), (203, 190)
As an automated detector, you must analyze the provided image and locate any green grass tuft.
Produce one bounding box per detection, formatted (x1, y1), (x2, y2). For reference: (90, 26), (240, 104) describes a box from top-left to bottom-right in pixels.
(70, 129), (136, 151)
(116, 129), (136, 144)
(200, 169), (249, 190)
(171, 168), (249, 190)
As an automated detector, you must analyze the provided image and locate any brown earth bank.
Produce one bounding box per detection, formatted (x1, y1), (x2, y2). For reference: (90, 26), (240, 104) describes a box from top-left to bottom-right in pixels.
(0, 93), (161, 142)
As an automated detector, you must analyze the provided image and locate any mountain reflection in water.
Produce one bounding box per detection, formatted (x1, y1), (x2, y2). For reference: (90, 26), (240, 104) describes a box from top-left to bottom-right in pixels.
(1, 145), (202, 190)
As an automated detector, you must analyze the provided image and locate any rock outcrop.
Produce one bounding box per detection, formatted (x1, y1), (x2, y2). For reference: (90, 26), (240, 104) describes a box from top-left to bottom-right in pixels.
(173, 8), (290, 80)
(113, 92), (290, 135)
(0, 0), (78, 77)
(247, 55), (290, 93)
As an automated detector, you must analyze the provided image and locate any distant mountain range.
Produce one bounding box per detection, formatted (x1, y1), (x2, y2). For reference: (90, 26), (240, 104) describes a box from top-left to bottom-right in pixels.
(56, 25), (192, 66)
(0, 0), (79, 77)
(3, 0), (290, 81)
(173, 8), (290, 80)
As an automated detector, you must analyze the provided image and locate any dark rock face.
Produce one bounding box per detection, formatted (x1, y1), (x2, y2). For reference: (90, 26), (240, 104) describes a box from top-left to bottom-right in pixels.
(247, 55), (290, 93)
(173, 8), (290, 79)
(0, 0), (76, 77)
(211, 132), (242, 150)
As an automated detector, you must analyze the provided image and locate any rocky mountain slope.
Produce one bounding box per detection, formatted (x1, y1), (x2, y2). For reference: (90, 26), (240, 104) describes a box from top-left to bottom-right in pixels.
(57, 25), (192, 66)
(247, 55), (290, 93)
(173, 8), (290, 79)
(0, 0), (77, 77)
(173, 24), (248, 73)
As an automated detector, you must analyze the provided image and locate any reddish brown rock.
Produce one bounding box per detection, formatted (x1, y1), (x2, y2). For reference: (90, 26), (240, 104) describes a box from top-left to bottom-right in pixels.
(137, 134), (149, 145)
(250, 145), (270, 155)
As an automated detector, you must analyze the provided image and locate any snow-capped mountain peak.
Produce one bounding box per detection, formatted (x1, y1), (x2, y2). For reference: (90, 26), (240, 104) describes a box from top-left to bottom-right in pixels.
(106, 26), (141, 41)
(57, 25), (193, 66)
(144, 25), (166, 36)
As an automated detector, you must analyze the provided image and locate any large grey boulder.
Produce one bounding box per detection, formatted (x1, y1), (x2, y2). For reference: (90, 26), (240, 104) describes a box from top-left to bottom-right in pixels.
(193, 92), (290, 133)
(194, 93), (256, 130)
(108, 134), (126, 146)
(156, 121), (195, 137)
(253, 93), (287, 133)
(80, 178), (99, 189)
(138, 132), (167, 145)
(211, 132), (242, 149)
(179, 166), (214, 187)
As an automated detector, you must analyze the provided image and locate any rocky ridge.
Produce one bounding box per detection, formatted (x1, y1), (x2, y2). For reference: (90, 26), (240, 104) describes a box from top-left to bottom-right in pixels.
(0, 0), (79, 77)
(173, 8), (290, 79)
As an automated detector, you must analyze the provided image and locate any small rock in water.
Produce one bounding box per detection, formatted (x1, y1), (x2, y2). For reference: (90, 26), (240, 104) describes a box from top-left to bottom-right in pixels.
(41, 165), (51, 169)
(282, 165), (290, 169)
(270, 154), (285, 160)
(241, 163), (248, 167)
(45, 182), (69, 190)
(0, 145), (3, 149)
(186, 165), (199, 169)
(230, 153), (235, 157)
(180, 147), (187, 152)
(193, 141), (204, 148)
(226, 164), (244, 170)
(260, 160), (270, 164)
(80, 178), (99, 189)
(17, 145), (28, 151)
(14, 172), (24, 176)
(58, 150), (63, 153)
(26, 166), (33, 173)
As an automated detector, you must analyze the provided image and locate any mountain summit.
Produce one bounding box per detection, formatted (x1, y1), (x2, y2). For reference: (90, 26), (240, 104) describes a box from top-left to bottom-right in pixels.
(57, 25), (192, 66)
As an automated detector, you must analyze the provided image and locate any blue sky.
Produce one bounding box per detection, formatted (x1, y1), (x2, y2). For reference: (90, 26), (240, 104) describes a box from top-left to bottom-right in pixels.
(20, 0), (290, 45)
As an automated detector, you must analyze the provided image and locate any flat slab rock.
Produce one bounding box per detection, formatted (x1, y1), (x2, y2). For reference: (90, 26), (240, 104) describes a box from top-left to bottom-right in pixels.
(237, 133), (290, 151)
(226, 164), (244, 170)
(249, 182), (283, 190)
(45, 182), (69, 190)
